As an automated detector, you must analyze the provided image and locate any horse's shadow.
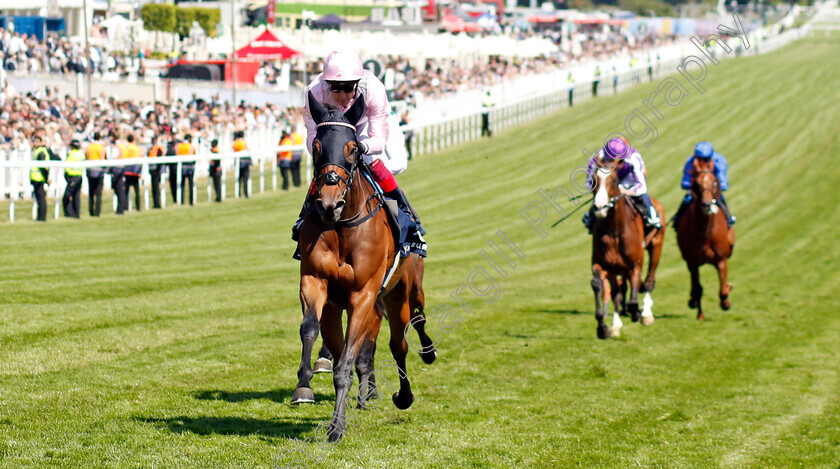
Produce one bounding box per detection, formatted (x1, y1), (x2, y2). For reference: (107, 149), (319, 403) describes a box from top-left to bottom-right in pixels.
(534, 308), (588, 315)
(193, 388), (332, 404)
(134, 415), (321, 439)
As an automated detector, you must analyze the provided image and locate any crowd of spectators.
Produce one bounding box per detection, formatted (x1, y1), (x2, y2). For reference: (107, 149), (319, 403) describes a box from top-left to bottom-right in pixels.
(0, 82), (302, 152)
(0, 19), (682, 151)
(0, 27), (142, 79)
(389, 32), (677, 101)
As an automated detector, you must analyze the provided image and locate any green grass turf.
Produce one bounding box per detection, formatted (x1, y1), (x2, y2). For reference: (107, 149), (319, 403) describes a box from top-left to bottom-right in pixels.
(1, 35), (839, 468)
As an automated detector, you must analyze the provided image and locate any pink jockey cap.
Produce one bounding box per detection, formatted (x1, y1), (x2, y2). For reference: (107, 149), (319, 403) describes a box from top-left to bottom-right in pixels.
(323, 50), (364, 81)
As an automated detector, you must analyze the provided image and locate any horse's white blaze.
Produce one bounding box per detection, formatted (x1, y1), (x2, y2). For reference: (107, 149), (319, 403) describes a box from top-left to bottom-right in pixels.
(642, 292), (654, 317)
(594, 169), (610, 218)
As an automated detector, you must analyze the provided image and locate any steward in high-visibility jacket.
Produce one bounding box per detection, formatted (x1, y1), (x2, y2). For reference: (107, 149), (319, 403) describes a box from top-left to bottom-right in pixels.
(278, 131), (294, 190)
(233, 131), (251, 198)
(86, 132), (105, 217)
(176, 134), (196, 205)
(30, 134), (54, 222)
(124, 134), (143, 212)
(148, 137), (164, 209)
(63, 139), (85, 218)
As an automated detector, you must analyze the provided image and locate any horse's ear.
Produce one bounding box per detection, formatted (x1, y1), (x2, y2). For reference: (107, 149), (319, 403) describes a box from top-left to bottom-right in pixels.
(344, 93), (366, 126)
(308, 91), (327, 125)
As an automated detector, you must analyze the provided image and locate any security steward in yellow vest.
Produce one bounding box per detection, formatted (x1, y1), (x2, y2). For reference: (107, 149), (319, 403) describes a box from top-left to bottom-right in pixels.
(86, 133), (105, 217)
(176, 134), (196, 205)
(62, 139), (85, 218)
(233, 131), (251, 198)
(209, 139), (223, 202)
(123, 134), (143, 211)
(30, 134), (54, 222)
(290, 130), (304, 187)
(147, 136), (164, 209)
(277, 130), (294, 190)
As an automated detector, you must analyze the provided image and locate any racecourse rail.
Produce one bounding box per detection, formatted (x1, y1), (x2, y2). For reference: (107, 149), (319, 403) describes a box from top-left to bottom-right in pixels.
(0, 14), (818, 223)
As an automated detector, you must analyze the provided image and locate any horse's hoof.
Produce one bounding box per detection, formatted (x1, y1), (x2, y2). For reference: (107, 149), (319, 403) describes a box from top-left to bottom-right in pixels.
(688, 299), (698, 309)
(721, 299), (731, 311)
(641, 315), (655, 326)
(597, 325), (611, 340)
(313, 358), (333, 374)
(327, 425), (344, 442)
(392, 391), (414, 410)
(697, 313), (705, 321)
(611, 327), (621, 337)
(290, 387), (315, 405)
(628, 303), (640, 322)
(420, 349), (437, 365)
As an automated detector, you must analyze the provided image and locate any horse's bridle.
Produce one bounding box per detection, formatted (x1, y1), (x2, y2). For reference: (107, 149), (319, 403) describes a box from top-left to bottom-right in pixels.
(311, 121), (381, 226)
(692, 169), (720, 209)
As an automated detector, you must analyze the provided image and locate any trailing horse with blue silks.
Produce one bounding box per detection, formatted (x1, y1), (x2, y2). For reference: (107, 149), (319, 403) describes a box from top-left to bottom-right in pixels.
(675, 157), (735, 321)
(291, 91), (437, 441)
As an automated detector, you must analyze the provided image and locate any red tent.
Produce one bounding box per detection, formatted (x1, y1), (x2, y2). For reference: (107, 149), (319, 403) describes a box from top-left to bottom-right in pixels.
(235, 30), (300, 60)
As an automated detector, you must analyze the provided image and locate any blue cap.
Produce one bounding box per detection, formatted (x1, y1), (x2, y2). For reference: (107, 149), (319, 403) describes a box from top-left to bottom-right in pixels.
(694, 141), (714, 159)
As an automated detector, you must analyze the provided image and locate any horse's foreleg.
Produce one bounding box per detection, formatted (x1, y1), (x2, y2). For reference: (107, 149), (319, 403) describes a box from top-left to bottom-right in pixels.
(293, 276), (328, 404)
(608, 275), (623, 337)
(627, 266), (643, 323)
(688, 263), (704, 321)
(592, 265), (610, 340)
(327, 289), (377, 442)
(717, 259), (732, 311)
(355, 305), (382, 409)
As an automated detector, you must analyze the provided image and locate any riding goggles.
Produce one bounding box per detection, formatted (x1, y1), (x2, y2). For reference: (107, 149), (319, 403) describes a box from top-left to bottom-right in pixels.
(327, 81), (358, 93)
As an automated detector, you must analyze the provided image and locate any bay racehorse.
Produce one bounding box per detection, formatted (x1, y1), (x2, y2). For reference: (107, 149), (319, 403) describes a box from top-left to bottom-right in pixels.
(590, 155), (665, 339)
(675, 157), (735, 320)
(292, 92), (436, 441)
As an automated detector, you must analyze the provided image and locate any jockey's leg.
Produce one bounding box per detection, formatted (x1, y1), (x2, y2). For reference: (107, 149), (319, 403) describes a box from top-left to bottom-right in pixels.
(717, 193), (736, 226)
(371, 159), (426, 236)
(636, 193), (662, 229)
(292, 180), (318, 242)
(670, 193), (692, 228)
(582, 205), (595, 234)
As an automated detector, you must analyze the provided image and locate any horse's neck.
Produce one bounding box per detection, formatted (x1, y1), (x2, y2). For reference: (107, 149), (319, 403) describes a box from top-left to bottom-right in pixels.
(690, 198), (719, 231)
(603, 197), (636, 235)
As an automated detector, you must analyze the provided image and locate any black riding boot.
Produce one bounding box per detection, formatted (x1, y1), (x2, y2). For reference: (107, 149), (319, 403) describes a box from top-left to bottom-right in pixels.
(582, 205), (594, 234)
(671, 194), (692, 228)
(718, 194), (736, 226)
(634, 194), (662, 229)
(385, 188), (426, 236)
(291, 196), (312, 260)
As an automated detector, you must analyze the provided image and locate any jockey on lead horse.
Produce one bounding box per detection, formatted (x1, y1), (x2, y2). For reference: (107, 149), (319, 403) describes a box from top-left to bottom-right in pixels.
(291, 50), (426, 258)
(583, 137), (662, 233)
